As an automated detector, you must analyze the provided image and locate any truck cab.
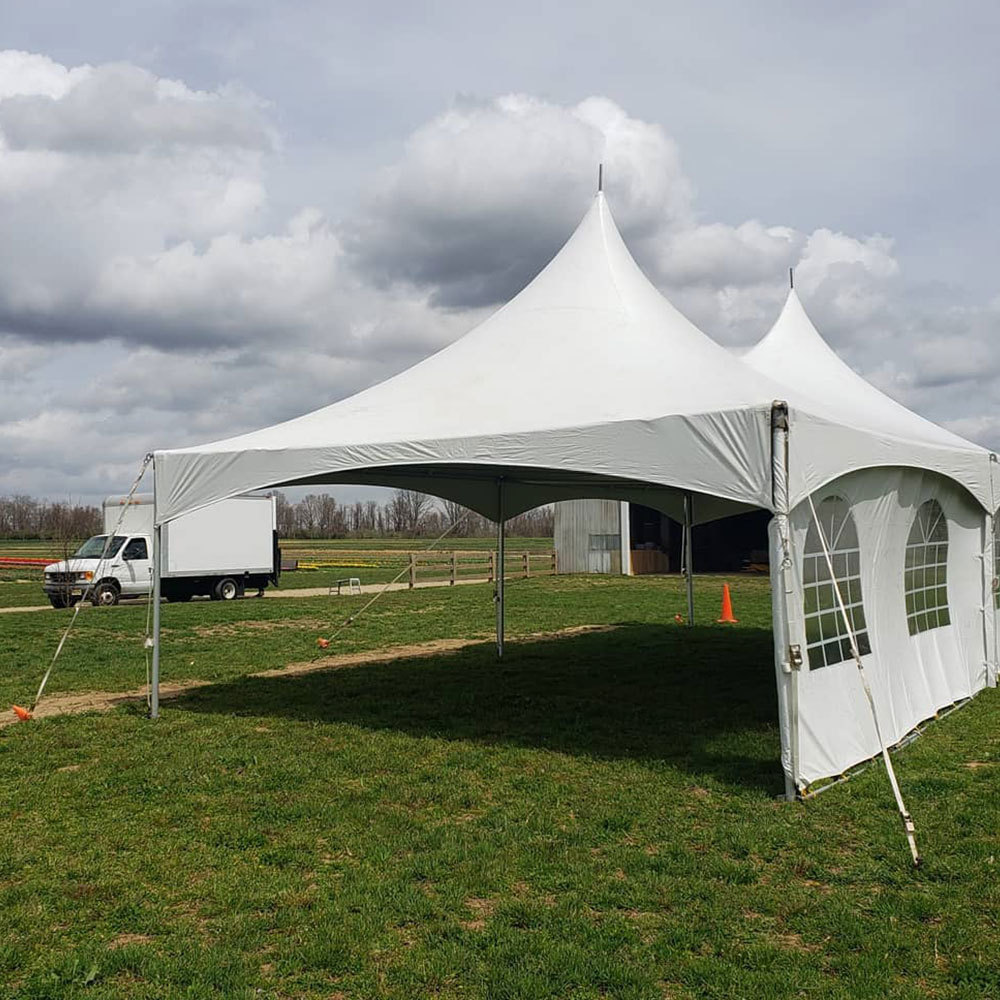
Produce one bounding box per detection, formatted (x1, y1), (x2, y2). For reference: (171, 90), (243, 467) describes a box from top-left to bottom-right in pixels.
(44, 533), (152, 607)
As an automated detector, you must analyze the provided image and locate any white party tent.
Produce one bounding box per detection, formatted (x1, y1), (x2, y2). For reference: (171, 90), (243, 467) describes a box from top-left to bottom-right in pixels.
(149, 191), (998, 798)
(743, 291), (997, 788)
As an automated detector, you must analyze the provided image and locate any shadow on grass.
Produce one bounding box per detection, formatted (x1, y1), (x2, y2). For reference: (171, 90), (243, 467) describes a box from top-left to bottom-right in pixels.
(172, 623), (783, 795)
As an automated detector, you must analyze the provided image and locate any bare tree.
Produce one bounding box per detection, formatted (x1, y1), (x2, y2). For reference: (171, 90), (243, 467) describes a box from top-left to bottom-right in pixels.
(389, 490), (431, 535)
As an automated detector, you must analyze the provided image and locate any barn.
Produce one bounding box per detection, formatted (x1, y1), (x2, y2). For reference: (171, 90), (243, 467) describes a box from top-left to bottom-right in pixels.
(553, 500), (770, 576)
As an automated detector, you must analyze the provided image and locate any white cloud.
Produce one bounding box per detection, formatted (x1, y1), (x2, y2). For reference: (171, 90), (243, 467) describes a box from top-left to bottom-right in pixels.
(0, 50), (91, 100)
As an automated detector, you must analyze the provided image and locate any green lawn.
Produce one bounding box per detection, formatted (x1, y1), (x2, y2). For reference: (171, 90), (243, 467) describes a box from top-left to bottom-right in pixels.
(1, 575), (998, 999)
(0, 570), (48, 608)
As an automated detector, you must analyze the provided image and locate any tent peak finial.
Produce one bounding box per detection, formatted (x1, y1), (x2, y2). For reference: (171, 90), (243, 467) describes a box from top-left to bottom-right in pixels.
(789, 267), (794, 290)
(597, 162), (603, 193)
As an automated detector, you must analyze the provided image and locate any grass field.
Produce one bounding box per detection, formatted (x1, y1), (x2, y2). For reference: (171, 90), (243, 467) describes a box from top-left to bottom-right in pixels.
(1, 573), (999, 998)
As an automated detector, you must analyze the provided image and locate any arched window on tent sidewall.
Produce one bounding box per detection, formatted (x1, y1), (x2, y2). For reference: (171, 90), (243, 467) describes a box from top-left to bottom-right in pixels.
(802, 496), (871, 669)
(904, 499), (950, 636)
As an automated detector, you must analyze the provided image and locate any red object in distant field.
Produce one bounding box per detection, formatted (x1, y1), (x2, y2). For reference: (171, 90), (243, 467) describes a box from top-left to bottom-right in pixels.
(316, 637), (330, 648)
(12, 705), (32, 721)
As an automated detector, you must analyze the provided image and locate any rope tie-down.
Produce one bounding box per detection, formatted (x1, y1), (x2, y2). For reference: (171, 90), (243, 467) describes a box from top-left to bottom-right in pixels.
(806, 494), (922, 867)
(314, 511), (472, 651)
(12, 454), (154, 722)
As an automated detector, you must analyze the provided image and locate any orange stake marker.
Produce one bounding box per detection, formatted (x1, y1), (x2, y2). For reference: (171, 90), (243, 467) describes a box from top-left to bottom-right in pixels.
(716, 583), (739, 624)
(12, 705), (32, 721)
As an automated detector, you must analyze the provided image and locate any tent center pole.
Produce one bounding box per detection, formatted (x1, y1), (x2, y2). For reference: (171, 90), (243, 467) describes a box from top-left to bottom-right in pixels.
(151, 522), (162, 719)
(496, 478), (505, 659)
(683, 492), (695, 626)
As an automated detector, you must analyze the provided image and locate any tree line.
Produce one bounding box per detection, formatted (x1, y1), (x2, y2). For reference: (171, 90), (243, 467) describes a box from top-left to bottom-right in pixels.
(0, 491), (553, 541)
(273, 491), (554, 539)
(0, 495), (102, 540)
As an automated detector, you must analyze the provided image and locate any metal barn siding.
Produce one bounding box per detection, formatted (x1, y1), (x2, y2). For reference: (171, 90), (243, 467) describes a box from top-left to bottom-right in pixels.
(554, 499), (623, 574)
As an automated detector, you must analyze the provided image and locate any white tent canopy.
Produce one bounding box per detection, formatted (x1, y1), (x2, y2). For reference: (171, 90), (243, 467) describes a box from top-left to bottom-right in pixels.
(153, 195), (993, 529)
(744, 289), (991, 501)
(150, 191), (998, 797)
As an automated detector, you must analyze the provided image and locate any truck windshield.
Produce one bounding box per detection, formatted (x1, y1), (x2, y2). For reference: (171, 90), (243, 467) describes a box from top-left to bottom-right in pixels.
(74, 535), (126, 559)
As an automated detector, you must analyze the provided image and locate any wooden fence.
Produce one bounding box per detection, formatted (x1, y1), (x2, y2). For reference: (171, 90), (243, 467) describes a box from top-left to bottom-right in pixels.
(404, 550), (557, 587)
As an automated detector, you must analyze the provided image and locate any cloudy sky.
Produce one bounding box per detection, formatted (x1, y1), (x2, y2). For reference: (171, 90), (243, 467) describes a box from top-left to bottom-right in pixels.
(2, 1), (999, 503)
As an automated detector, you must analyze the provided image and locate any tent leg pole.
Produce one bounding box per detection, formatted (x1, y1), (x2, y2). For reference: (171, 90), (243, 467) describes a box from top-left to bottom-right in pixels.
(771, 402), (799, 800)
(151, 522), (162, 719)
(683, 492), (694, 626)
(496, 479), (505, 659)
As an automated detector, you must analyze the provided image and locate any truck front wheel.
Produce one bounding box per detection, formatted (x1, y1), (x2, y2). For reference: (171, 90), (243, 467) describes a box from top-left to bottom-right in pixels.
(213, 577), (241, 601)
(91, 582), (120, 607)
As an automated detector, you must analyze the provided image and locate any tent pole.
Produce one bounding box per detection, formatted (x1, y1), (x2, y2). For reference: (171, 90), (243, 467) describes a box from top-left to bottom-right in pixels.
(989, 454), (999, 687)
(619, 500), (632, 576)
(683, 492), (695, 626)
(770, 402), (798, 800)
(496, 478), (505, 659)
(151, 519), (162, 719)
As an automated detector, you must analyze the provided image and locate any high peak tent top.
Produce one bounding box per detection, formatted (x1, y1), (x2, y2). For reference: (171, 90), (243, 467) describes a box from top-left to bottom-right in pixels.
(153, 193), (994, 527)
(744, 289), (994, 484)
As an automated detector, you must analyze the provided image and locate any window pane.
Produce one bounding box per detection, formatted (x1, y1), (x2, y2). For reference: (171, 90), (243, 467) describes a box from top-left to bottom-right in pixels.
(905, 500), (950, 636)
(802, 496), (870, 669)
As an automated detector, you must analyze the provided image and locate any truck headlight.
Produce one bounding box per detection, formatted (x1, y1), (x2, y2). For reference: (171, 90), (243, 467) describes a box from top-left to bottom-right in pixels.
(76, 572), (93, 582)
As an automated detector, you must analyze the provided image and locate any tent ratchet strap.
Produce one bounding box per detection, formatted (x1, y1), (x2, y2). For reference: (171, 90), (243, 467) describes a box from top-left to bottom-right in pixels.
(806, 494), (921, 867)
(26, 453), (154, 715)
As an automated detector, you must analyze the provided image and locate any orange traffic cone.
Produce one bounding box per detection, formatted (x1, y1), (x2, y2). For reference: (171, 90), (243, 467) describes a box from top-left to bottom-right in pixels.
(12, 705), (32, 721)
(716, 584), (739, 624)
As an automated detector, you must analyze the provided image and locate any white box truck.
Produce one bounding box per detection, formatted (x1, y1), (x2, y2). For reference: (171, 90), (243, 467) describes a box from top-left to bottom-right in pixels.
(43, 493), (280, 607)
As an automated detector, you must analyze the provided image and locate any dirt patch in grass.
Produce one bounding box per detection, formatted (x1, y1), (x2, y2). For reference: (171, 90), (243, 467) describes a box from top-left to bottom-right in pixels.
(1, 625), (618, 729)
(1, 680), (211, 728)
(193, 617), (332, 638)
(771, 930), (820, 953)
(107, 933), (153, 950)
(461, 897), (495, 930)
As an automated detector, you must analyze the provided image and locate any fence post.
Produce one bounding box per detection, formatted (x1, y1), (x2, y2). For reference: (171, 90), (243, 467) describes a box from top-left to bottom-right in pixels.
(523, 552), (529, 578)
(409, 552), (416, 589)
(450, 551), (456, 586)
(488, 551), (494, 583)
(551, 551), (557, 575)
